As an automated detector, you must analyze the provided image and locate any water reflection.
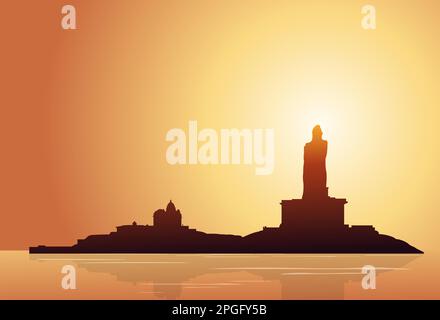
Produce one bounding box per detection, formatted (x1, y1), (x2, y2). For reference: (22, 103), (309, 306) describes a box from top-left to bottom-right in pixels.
(30, 254), (419, 299)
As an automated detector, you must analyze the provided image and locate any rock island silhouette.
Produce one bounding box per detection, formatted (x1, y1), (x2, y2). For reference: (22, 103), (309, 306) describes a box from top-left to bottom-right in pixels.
(29, 126), (422, 254)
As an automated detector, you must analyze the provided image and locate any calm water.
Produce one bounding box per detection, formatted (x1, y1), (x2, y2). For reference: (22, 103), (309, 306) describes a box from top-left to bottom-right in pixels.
(0, 251), (439, 299)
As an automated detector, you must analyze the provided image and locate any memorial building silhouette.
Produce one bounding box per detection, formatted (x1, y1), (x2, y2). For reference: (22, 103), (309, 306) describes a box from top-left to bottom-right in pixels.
(30, 126), (422, 254)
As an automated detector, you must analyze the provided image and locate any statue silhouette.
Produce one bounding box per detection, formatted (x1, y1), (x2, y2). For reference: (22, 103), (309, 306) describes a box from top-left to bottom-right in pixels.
(303, 125), (328, 199)
(29, 126), (423, 254)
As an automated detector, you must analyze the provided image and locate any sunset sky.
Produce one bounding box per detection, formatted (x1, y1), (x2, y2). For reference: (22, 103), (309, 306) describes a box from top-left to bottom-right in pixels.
(0, 0), (439, 251)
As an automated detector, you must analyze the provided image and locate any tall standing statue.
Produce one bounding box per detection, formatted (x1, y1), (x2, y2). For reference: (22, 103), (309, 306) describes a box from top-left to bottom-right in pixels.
(303, 125), (328, 199)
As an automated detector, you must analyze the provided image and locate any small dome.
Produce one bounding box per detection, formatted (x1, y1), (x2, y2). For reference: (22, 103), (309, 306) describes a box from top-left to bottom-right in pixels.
(166, 200), (176, 213)
(153, 209), (165, 217)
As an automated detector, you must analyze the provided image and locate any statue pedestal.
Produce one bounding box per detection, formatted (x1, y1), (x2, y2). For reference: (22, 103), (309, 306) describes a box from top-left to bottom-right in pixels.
(280, 197), (347, 236)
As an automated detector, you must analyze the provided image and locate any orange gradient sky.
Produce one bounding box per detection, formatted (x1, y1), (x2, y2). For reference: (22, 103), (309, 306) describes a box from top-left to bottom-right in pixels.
(0, 0), (439, 251)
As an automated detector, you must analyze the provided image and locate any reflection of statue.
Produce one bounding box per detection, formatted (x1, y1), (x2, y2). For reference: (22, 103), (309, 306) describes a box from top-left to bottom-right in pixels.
(303, 125), (328, 199)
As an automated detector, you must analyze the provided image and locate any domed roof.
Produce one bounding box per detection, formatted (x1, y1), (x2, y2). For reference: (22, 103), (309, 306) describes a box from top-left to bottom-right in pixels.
(153, 209), (165, 217)
(166, 200), (176, 213)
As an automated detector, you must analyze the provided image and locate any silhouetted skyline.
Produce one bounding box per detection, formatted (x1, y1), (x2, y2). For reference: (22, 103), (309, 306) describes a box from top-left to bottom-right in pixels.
(30, 126), (422, 254)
